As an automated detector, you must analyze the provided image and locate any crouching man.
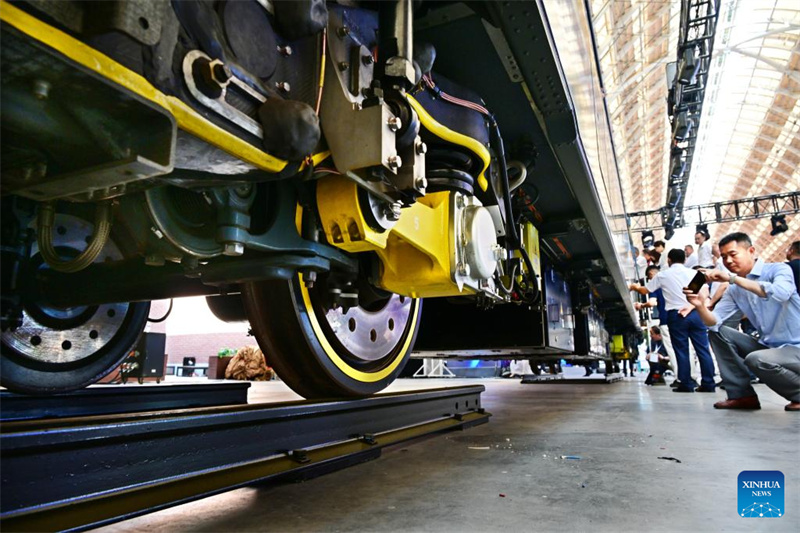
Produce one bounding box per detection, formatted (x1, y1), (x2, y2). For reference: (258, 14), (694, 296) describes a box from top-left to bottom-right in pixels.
(684, 232), (800, 411)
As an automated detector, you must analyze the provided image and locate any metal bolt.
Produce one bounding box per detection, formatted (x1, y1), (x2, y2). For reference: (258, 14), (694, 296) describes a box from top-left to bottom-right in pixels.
(303, 270), (317, 288)
(223, 242), (245, 256)
(387, 116), (402, 132)
(337, 26), (351, 39)
(492, 244), (505, 261)
(212, 63), (232, 84)
(457, 262), (471, 276)
(278, 45), (293, 56)
(387, 155), (402, 170)
(33, 80), (51, 100)
(415, 176), (428, 190)
(362, 54), (374, 65)
(275, 81), (291, 93)
(338, 61), (349, 71)
(235, 184), (252, 198)
(384, 202), (402, 221)
(415, 141), (428, 155)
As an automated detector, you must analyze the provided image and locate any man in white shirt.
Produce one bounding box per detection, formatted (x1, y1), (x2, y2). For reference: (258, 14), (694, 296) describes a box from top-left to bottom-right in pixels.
(645, 249), (717, 392)
(633, 247), (648, 280)
(695, 231), (713, 268)
(684, 245), (698, 268)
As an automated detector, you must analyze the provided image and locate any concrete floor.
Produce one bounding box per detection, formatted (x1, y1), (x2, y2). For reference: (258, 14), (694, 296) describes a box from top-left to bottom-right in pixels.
(98, 370), (799, 532)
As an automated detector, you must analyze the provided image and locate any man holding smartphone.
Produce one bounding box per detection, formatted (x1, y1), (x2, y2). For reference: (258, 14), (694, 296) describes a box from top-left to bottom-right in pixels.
(685, 232), (800, 411)
(644, 249), (717, 392)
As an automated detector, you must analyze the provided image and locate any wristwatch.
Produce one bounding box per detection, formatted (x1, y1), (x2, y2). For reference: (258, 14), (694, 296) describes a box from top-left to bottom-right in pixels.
(728, 273), (738, 285)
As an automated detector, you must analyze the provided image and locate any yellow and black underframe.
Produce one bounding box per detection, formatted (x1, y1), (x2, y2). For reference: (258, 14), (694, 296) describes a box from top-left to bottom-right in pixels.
(0, 1), (328, 183)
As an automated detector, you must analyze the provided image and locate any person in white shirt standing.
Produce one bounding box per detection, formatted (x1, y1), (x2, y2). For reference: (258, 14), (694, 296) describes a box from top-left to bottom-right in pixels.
(645, 249), (717, 392)
(695, 231), (713, 268)
(633, 247), (648, 281)
(684, 245), (698, 269)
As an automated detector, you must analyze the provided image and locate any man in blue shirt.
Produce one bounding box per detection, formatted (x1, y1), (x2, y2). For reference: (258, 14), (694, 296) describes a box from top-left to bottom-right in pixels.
(685, 232), (800, 412)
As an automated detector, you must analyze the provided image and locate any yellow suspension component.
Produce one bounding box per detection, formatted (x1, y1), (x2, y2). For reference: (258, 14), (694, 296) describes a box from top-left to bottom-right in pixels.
(316, 176), (475, 298)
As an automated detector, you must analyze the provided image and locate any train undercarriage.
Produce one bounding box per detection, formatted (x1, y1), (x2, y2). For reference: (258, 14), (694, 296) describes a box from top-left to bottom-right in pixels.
(0, 0), (638, 397)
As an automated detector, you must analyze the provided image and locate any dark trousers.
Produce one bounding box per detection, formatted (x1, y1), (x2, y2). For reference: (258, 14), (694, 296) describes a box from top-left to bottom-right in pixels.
(710, 326), (800, 402)
(645, 362), (666, 385)
(667, 309), (716, 389)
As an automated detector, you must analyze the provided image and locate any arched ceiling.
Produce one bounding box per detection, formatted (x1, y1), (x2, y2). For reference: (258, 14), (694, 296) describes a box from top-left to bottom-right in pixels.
(590, 0), (800, 262)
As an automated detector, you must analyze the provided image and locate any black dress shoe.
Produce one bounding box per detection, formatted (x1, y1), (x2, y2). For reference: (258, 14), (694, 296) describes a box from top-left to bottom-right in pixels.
(673, 385), (694, 393)
(695, 386), (716, 393)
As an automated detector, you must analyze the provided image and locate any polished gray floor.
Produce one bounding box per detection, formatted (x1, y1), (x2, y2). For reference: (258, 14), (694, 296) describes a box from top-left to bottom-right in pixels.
(98, 371), (799, 532)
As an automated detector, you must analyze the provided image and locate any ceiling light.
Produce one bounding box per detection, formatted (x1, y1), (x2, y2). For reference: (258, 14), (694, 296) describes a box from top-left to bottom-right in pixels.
(673, 112), (694, 142)
(678, 47), (700, 85)
(770, 215), (788, 236)
(641, 230), (655, 248)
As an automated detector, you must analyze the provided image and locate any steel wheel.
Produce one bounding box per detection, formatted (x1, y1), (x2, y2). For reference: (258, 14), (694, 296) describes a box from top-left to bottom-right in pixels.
(243, 275), (422, 398)
(0, 214), (150, 394)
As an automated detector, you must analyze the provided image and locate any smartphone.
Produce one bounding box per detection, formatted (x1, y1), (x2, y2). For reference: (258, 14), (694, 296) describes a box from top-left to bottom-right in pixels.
(686, 270), (707, 294)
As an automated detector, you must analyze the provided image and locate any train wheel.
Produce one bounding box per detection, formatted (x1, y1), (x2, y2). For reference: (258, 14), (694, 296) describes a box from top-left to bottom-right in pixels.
(243, 276), (422, 398)
(0, 214), (150, 394)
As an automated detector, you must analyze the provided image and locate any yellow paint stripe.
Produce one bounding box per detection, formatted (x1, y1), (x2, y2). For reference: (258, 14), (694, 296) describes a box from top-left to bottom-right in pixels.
(405, 94), (490, 192)
(0, 0), (290, 173)
(299, 277), (419, 382)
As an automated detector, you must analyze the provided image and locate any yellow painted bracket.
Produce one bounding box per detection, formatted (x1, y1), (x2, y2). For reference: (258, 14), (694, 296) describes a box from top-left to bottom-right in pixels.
(316, 176), (473, 298)
(0, 1), (327, 173)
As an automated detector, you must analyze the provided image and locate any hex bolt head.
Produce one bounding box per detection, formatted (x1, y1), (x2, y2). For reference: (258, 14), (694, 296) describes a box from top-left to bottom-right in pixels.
(415, 176), (428, 190)
(457, 262), (471, 276)
(278, 45), (293, 56)
(387, 155), (402, 170)
(387, 116), (402, 132)
(415, 141), (428, 155)
(304, 270), (317, 288)
(33, 80), (51, 100)
(362, 54), (374, 65)
(337, 26), (351, 39)
(275, 81), (291, 93)
(223, 242), (245, 256)
(338, 61), (349, 71)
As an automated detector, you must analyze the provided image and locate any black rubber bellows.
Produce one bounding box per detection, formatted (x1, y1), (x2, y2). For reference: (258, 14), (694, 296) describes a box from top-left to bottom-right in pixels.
(258, 99), (320, 161)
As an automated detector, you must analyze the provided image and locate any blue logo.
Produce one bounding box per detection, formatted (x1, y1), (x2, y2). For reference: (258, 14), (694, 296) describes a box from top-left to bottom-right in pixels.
(738, 471), (784, 518)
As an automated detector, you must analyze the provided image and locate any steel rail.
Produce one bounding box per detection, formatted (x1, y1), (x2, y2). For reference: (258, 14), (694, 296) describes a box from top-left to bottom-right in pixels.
(0, 385), (488, 532)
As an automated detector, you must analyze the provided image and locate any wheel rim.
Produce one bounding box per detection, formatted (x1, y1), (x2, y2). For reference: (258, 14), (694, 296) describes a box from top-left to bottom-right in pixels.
(1, 213), (149, 394)
(317, 293), (413, 365)
(298, 277), (419, 380)
(2, 214), (128, 367)
(243, 275), (421, 398)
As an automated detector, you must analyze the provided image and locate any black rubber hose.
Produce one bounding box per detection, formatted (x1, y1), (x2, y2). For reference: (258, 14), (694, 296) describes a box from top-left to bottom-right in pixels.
(148, 299), (174, 323)
(488, 117), (520, 248)
(489, 117), (539, 303)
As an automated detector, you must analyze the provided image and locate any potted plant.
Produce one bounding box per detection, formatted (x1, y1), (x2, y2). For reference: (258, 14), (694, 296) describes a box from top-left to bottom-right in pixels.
(208, 348), (236, 380)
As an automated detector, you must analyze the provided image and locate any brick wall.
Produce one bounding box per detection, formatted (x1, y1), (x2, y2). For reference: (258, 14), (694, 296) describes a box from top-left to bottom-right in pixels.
(165, 332), (257, 365)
